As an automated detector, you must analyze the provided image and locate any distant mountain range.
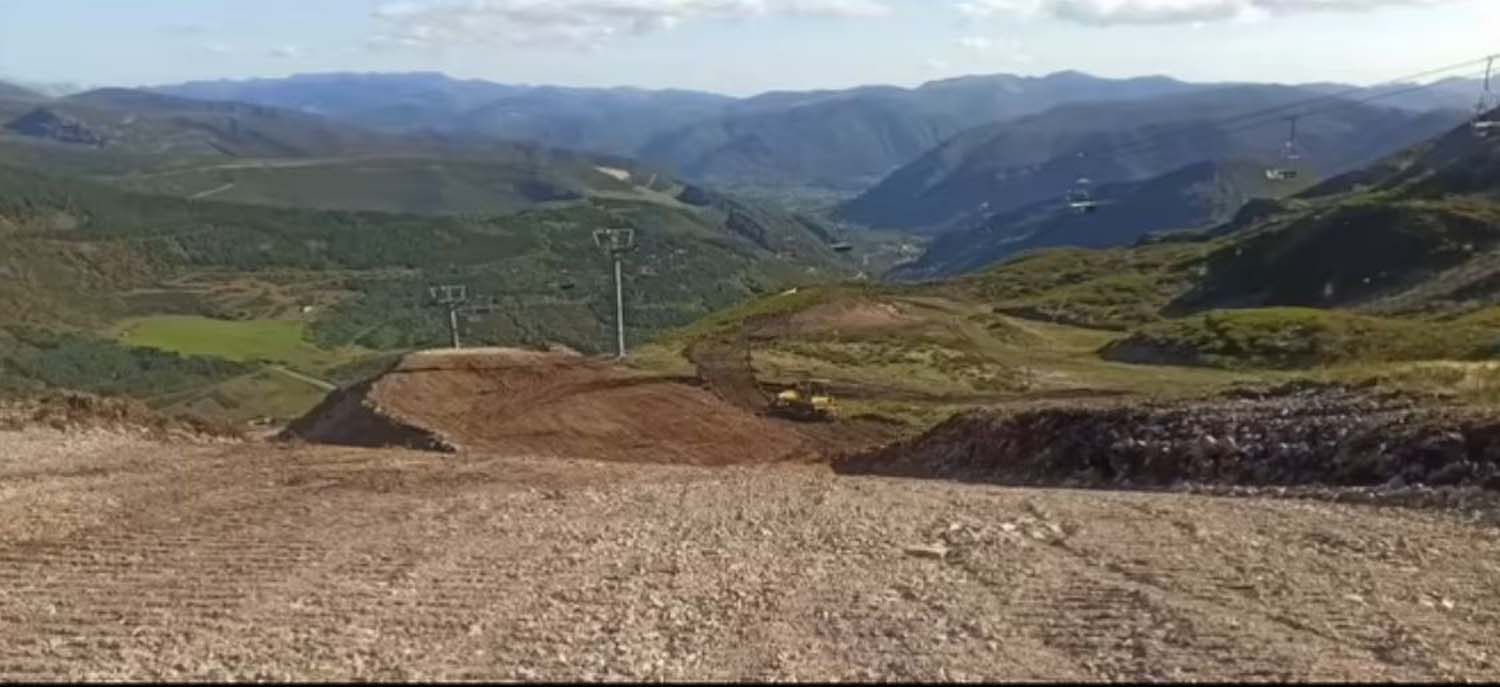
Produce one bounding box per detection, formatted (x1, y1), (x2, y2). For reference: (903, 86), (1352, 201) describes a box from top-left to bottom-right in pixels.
(0, 85), (695, 217)
(842, 85), (1468, 238)
(145, 71), (1482, 195)
(1, 69), (1483, 247)
(0, 81), (44, 102)
(889, 159), (1297, 280)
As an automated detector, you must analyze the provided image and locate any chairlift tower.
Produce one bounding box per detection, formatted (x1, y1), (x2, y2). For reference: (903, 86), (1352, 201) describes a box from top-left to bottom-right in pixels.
(428, 284), (468, 349)
(426, 284), (500, 350)
(594, 225), (637, 358)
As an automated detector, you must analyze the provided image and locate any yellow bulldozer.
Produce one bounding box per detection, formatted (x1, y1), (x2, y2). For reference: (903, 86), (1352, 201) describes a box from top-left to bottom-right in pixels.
(766, 381), (837, 422)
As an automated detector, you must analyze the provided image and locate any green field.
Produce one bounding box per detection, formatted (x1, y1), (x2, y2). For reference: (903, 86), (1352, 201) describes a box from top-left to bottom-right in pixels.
(112, 316), (362, 376)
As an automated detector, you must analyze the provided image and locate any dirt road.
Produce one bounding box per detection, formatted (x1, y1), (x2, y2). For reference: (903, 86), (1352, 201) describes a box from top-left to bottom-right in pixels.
(3, 428), (1499, 681)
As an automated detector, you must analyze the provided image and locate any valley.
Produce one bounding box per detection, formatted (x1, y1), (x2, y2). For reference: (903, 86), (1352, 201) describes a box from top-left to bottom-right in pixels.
(5, 62), (1500, 448)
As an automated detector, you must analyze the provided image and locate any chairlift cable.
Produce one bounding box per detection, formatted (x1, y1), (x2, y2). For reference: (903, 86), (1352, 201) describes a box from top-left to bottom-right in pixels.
(1091, 66), (1493, 164)
(1073, 54), (1498, 162)
(1042, 54), (1499, 212)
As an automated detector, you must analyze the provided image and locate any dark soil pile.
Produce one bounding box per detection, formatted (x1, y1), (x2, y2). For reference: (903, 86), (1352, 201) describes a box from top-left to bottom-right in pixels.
(836, 382), (1500, 490)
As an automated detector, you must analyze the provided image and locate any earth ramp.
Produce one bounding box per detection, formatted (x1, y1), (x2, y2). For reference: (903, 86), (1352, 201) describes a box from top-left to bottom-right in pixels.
(284, 347), (810, 464)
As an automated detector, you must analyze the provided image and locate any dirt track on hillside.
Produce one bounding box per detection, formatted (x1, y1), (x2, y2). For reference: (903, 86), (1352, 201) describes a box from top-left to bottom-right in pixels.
(4, 427), (1500, 681)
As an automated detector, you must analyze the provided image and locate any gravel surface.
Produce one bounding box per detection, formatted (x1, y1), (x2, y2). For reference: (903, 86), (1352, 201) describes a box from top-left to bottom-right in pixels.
(4, 429), (1500, 681)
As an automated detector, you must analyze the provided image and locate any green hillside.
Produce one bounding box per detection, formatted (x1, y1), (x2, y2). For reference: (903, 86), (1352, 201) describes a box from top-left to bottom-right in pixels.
(0, 163), (854, 418)
(100, 156), (645, 216)
(1102, 308), (1500, 369)
(1175, 115), (1500, 317)
(619, 113), (1500, 427)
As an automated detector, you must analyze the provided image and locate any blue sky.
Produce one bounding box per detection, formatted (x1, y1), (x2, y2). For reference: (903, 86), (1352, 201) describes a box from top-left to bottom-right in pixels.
(1, 0), (1496, 96)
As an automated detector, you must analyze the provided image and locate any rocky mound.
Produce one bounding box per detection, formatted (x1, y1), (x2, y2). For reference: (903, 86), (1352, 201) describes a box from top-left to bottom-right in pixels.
(836, 382), (1500, 490)
(283, 348), (812, 464)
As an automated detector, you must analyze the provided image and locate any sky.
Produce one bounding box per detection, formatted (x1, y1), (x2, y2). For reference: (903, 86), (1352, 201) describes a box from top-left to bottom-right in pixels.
(0, 0), (1496, 97)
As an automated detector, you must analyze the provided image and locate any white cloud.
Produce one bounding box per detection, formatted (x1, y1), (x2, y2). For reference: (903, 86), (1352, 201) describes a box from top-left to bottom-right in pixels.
(956, 35), (1035, 63)
(958, 35), (994, 51)
(202, 43), (235, 55)
(957, 0), (1041, 18)
(957, 0), (1458, 26)
(370, 0), (893, 51)
(269, 45), (302, 59)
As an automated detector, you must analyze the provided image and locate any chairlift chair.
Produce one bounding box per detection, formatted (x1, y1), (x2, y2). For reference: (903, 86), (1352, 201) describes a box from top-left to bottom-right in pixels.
(1065, 177), (1100, 214)
(1474, 56), (1498, 137)
(1265, 116), (1302, 182)
(827, 226), (855, 253)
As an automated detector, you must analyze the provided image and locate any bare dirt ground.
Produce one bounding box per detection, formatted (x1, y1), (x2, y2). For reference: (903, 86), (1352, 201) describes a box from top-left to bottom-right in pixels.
(285, 349), (815, 464)
(286, 348), (898, 464)
(4, 427), (1500, 682)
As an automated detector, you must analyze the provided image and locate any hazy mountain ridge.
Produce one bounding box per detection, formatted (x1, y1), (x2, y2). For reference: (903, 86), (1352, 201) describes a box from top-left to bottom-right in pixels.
(0, 86), (695, 216)
(149, 71), (1478, 194)
(839, 85), (1469, 230)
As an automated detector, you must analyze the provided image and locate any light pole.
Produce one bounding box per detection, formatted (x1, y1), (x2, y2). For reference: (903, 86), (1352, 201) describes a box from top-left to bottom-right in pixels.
(594, 226), (636, 358)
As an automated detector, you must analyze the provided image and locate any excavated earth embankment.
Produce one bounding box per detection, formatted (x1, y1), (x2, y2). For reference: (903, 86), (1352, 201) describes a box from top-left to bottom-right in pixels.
(283, 348), (812, 464)
(837, 381), (1500, 491)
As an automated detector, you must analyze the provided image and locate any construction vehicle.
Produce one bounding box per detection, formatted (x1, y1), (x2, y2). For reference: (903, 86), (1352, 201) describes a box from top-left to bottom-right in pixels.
(766, 381), (837, 422)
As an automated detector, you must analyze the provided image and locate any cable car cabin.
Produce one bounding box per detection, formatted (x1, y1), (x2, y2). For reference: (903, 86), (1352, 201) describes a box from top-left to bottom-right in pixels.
(1265, 168), (1299, 181)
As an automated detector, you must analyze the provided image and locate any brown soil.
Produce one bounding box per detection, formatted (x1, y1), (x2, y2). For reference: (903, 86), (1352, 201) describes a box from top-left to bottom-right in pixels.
(4, 430), (1500, 681)
(0, 392), (241, 442)
(284, 348), (817, 465)
(769, 299), (915, 337)
(685, 337), (768, 412)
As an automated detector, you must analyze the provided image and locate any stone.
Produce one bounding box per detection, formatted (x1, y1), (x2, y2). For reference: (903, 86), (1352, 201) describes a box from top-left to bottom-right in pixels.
(904, 544), (950, 559)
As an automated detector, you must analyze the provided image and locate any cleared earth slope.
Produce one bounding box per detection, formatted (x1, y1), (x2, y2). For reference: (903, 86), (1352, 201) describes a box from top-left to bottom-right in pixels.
(284, 348), (812, 464)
